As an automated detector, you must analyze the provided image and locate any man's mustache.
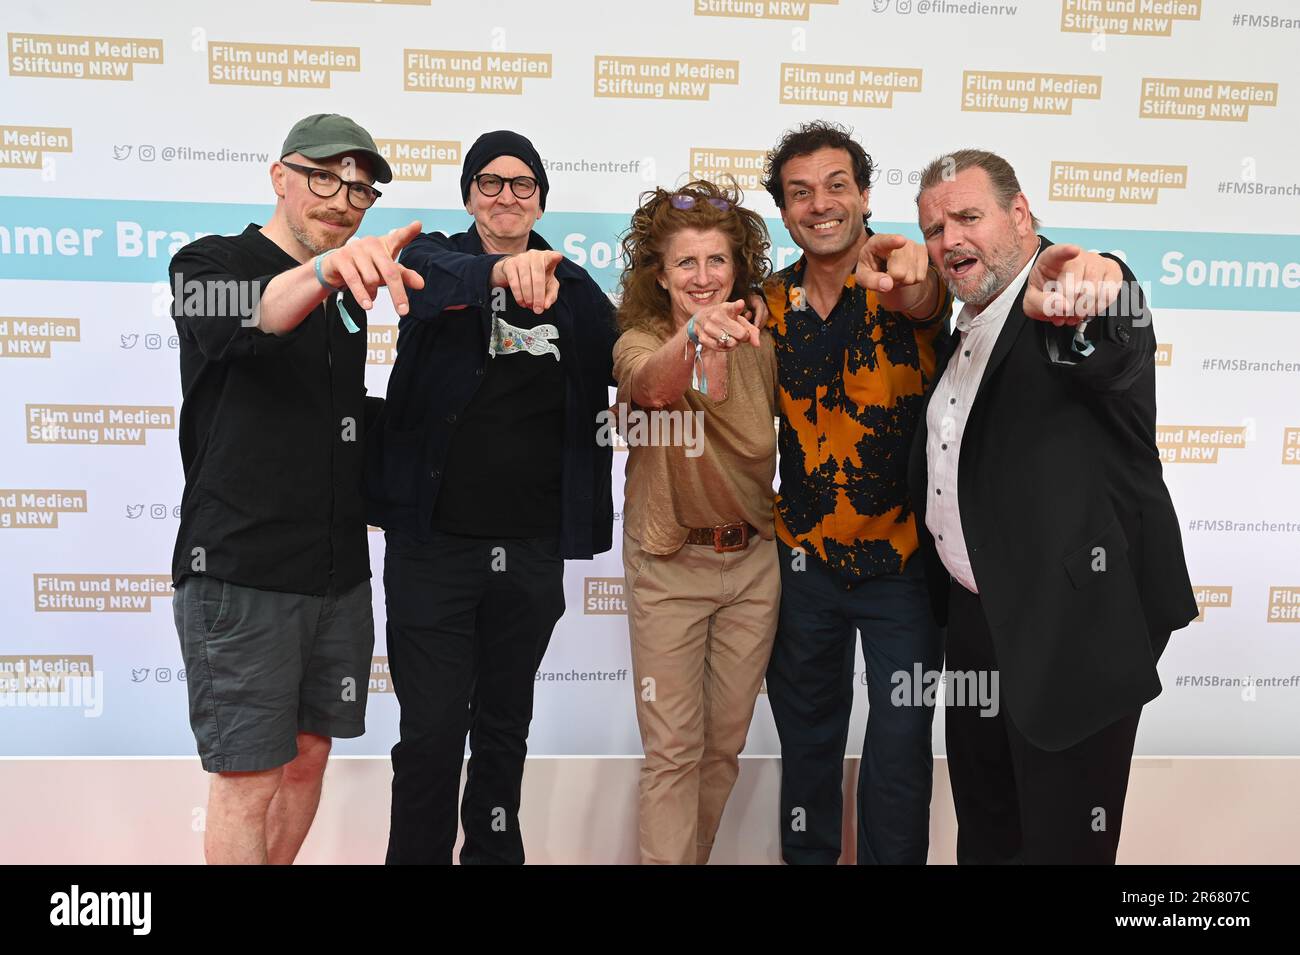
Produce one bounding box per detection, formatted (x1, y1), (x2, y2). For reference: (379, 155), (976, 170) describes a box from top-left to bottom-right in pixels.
(944, 248), (981, 268)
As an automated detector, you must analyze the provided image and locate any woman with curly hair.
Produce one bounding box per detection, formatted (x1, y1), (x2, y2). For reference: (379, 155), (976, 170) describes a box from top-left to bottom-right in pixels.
(612, 179), (780, 864)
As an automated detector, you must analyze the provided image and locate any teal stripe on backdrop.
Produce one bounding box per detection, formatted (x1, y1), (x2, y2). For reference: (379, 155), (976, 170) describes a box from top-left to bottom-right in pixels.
(2, 196), (1298, 311)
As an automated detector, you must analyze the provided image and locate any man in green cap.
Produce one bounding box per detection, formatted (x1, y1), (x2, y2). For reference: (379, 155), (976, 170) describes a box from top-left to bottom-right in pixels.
(168, 113), (422, 864)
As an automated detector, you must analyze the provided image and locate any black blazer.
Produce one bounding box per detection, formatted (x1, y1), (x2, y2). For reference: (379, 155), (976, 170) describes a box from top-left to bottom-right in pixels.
(364, 225), (618, 559)
(906, 237), (1197, 751)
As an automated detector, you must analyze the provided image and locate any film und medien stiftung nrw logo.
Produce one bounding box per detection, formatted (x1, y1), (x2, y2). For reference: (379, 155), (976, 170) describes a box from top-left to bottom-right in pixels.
(0, 655), (103, 718)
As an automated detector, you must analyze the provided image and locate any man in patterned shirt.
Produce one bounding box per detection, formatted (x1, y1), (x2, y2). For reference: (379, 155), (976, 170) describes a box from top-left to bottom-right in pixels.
(761, 121), (950, 864)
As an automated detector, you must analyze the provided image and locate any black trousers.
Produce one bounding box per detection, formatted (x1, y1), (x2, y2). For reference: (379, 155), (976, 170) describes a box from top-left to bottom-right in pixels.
(945, 581), (1146, 865)
(383, 530), (565, 865)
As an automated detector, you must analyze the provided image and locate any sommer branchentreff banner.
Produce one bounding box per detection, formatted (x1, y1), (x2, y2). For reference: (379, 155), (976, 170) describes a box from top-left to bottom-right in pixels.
(2, 0), (1298, 760)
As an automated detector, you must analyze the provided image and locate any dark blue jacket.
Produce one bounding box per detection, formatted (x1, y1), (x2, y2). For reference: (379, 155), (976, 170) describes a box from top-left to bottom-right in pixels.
(364, 224), (617, 559)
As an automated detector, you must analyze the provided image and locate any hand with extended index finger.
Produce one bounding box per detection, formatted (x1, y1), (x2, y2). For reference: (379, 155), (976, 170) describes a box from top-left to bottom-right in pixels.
(1024, 244), (1123, 326)
(322, 220), (426, 316)
(856, 233), (929, 294)
(492, 249), (563, 314)
(693, 299), (757, 350)
(856, 232), (935, 315)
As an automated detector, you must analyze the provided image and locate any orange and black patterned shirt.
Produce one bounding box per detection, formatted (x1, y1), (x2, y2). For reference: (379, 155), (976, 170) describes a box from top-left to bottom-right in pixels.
(764, 255), (950, 582)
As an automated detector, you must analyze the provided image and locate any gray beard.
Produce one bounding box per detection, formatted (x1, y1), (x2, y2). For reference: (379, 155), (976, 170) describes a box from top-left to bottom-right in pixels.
(955, 242), (1024, 308)
(288, 218), (335, 256)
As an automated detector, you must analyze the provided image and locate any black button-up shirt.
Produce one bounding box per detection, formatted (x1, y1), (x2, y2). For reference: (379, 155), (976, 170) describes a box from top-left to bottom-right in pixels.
(169, 224), (374, 595)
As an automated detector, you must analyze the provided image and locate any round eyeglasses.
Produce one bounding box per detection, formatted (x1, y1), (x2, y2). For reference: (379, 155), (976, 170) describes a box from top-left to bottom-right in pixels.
(473, 173), (539, 200)
(281, 160), (381, 210)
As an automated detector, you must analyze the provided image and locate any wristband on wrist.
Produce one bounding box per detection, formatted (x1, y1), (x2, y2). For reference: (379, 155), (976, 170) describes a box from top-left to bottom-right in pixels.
(314, 249), (344, 291)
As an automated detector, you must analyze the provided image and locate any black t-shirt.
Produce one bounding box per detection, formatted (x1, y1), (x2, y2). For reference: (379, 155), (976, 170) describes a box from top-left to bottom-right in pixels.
(169, 224), (372, 594)
(431, 300), (565, 538)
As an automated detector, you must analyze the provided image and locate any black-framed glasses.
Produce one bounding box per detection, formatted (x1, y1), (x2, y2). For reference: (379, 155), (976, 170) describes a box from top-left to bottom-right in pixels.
(670, 193), (732, 212)
(281, 160), (382, 209)
(472, 173), (538, 199)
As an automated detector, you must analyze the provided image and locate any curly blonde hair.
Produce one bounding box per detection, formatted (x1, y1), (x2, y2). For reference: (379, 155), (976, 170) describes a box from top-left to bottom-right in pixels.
(616, 178), (771, 338)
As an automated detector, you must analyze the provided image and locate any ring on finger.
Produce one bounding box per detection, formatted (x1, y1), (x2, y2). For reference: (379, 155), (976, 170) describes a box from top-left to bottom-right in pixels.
(718, 330), (731, 345)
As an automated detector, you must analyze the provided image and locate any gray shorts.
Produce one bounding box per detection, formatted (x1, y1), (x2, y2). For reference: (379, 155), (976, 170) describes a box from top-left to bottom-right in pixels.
(173, 575), (375, 773)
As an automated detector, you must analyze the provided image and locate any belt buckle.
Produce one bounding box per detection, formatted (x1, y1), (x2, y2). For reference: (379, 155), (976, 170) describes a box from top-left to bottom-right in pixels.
(713, 523), (747, 553)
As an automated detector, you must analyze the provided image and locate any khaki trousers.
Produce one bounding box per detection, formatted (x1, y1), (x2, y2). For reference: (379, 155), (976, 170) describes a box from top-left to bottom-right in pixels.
(623, 529), (780, 864)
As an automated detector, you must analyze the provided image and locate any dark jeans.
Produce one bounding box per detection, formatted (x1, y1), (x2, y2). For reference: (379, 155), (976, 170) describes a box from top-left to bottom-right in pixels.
(945, 581), (1144, 865)
(383, 529), (565, 865)
(767, 541), (943, 864)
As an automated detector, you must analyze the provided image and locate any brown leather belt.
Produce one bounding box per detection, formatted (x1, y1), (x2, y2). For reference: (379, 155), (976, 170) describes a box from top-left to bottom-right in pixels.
(683, 522), (758, 552)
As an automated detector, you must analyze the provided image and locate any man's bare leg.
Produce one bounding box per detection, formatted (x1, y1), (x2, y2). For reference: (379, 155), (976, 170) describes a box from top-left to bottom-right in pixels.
(266, 732), (333, 864)
(206, 767), (284, 864)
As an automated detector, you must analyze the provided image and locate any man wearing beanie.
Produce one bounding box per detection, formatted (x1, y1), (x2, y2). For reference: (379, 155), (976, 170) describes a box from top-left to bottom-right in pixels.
(370, 130), (618, 865)
(168, 113), (424, 863)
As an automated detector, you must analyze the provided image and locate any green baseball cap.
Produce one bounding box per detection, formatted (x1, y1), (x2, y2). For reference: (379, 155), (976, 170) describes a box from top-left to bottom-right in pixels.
(280, 113), (393, 184)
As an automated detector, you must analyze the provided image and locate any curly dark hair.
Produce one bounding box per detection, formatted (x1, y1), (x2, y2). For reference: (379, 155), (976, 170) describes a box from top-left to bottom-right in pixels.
(616, 178), (771, 339)
(762, 120), (875, 212)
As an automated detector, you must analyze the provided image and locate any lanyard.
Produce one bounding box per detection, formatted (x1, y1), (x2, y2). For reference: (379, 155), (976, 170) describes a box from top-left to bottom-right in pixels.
(685, 314), (708, 396)
(336, 292), (361, 334)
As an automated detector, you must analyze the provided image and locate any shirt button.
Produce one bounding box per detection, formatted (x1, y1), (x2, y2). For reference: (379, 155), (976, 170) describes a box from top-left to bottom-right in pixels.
(938, 534), (944, 541)
(430, 470), (441, 479)
(475, 367), (484, 376)
(446, 413), (457, 424)
(936, 488), (942, 495)
(964, 350), (971, 357)
(941, 443), (948, 450)
(949, 397), (956, 405)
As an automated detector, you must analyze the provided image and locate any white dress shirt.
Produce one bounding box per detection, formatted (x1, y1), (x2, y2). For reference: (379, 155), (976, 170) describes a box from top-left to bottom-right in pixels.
(924, 251), (1038, 593)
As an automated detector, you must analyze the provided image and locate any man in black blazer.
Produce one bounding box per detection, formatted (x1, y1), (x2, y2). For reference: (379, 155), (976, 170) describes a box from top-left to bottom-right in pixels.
(907, 149), (1197, 864)
(369, 131), (619, 865)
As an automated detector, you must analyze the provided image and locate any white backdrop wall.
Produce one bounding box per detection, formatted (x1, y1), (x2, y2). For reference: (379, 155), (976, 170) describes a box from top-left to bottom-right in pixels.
(2, 0), (1298, 762)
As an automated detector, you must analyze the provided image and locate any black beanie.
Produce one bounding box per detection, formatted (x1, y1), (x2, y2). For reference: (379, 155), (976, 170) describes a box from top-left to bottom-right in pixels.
(460, 130), (550, 210)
